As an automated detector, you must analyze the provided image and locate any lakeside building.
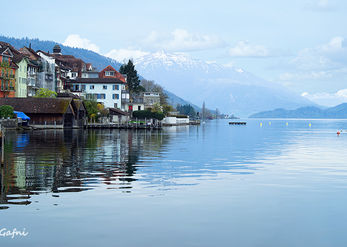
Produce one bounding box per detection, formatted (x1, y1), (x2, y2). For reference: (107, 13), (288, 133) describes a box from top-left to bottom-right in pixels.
(143, 92), (160, 109)
(46, 45), (87, 92)
(0, 97), (87, 128)
(36, 51), (56, 92)
(19, 46), (41, 96)
(0, 42), (17, 98)
(13, 53), (28, 97)
(67, 65), (127, 109)
(69, 77), (125, 108)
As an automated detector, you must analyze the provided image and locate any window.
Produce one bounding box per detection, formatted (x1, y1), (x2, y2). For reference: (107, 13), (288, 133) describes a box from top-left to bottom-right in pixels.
(105, 71), (115, 76)
(112, 85), (119, 90)
(138, 106), (141, 111)
(103, 85), (107, 90)
(86, 94), (97, 100)
(97, 94), (106, 100)
(81, 85), (86, 91)
(90, 85), (94, 90)
(114, 103), (118, 108)
(112, 94), (119, 99)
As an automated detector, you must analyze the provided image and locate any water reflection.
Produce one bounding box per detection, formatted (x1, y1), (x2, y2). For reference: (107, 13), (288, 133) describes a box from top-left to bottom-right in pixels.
(1, 119), (339, 210)
(0, 129), (168, 208)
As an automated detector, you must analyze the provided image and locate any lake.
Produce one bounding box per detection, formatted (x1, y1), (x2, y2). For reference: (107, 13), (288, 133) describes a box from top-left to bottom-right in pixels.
(1, 119), (347, 247)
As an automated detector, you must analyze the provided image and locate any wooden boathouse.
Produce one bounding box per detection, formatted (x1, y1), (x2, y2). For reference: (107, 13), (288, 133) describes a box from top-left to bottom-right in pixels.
(0, 97), (87, 128)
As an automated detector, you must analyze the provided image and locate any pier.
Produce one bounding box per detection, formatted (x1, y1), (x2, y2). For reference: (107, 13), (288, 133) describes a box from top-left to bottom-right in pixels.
(87, 123), (162, 130)
(229, 122), (247, 125)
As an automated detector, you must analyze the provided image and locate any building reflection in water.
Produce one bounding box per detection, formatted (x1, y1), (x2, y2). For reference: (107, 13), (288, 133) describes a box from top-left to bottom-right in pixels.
(0, 129), (169, 209)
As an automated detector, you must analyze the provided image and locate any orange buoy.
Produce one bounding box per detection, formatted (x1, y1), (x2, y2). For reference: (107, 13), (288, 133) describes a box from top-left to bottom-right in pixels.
(337, 131), (341, 136)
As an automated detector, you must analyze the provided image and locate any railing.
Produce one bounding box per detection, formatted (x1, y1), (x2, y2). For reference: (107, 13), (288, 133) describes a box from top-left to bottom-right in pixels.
(121, 98), (130, 103)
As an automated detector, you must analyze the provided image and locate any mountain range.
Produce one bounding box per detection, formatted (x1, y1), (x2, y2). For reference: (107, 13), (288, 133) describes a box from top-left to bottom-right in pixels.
(133, 51), (315, 116)
(1, 36), (315, 116)
(250, 103), (347, 118)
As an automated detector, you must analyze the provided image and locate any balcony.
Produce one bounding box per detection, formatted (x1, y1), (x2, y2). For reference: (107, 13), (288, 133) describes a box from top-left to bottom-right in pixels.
(0, 74), (14, 79)
(121, 98), (130, 103)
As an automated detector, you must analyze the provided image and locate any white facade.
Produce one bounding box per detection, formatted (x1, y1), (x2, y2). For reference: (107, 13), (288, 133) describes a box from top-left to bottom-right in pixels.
(72, 82), (123, 108)
(37, 51), (56, 91)
(81, 71), (99, 78)
(163, 116), (189, 125)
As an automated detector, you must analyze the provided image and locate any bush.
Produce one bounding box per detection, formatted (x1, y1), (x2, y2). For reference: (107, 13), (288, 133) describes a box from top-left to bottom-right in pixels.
(133, 110), (165, 120)
(35, 88), (57, 98)
(0, 105), (15, 119)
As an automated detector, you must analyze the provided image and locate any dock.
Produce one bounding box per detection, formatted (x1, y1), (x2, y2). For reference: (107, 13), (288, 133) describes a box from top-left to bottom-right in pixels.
(229, 122), (247, 125)
(87, 123), (162, 130)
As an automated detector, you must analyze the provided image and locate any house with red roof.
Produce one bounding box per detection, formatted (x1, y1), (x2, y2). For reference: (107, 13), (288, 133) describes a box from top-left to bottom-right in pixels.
(99, 65), (126, 83)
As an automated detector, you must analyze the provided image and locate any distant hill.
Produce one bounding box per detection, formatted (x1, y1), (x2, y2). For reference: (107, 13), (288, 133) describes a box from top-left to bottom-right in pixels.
(0, 35), (197, 109)
(250, 103), (347, 118)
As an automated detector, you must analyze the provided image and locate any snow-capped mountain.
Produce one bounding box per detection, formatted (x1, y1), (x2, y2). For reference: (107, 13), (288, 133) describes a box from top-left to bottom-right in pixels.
(134, 51), (314, 116)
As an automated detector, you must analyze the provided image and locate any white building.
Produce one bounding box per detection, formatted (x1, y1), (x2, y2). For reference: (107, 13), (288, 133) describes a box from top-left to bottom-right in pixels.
(143, 92), (160, 109)
(37, 51), (56, 92)
(71, 78), (125, 108)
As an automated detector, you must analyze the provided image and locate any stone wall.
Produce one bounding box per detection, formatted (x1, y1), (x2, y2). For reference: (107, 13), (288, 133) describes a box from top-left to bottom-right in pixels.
(0, 119), (18, 129)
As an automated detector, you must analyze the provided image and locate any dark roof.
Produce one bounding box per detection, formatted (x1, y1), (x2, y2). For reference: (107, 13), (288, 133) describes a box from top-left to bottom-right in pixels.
(0, 98), (73, 114)
(0, 41), (14, 56)
(109, 108), (129, 116)
(12, 53), (26, 63)
(19, 47), (41, 61)
(57, 92), (81, 99)
(74, 77), (125, 84)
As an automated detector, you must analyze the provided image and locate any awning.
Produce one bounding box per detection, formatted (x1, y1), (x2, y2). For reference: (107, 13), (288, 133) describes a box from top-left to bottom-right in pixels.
(14, 111), (30, 120)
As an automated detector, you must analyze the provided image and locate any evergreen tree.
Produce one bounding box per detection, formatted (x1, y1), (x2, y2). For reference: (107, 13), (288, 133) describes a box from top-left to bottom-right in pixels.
(120, 60), (143, 96)
(176, 104), (197, 118)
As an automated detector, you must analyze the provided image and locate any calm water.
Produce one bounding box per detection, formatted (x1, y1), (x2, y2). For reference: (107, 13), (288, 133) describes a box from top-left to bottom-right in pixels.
(1, 119), (347, 247)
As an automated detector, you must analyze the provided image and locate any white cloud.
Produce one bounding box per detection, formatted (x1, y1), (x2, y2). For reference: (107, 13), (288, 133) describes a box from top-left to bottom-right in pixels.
(223, 62), (234, 68)
(288, 36), (347, 72)
(305, 0), (337, 11)
(301, 89), (347, 106)
(229, 41), (269, 57)
(279, 71), (332, 81)
(142, 29), (225, 52)
(105, 49), (149, 62)
(63, 34), (100, 53)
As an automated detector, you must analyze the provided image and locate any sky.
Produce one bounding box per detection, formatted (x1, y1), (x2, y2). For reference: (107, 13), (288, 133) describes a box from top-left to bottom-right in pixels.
(2, 0), (347, 106)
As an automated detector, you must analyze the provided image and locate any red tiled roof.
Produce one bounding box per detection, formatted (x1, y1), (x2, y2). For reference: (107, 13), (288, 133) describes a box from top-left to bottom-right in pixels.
(99, 65), (126, 82)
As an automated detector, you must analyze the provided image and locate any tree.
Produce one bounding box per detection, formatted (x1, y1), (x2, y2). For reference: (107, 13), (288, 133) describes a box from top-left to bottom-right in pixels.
(84, 100), (98, 122)
(162, 105), (174, 116)
(35, 88), (57, 98)
(176, 104), (196, 118)
(0, 105), (15, 119)
(119, 60), (143, 95)
(141, 79), (168, 105)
